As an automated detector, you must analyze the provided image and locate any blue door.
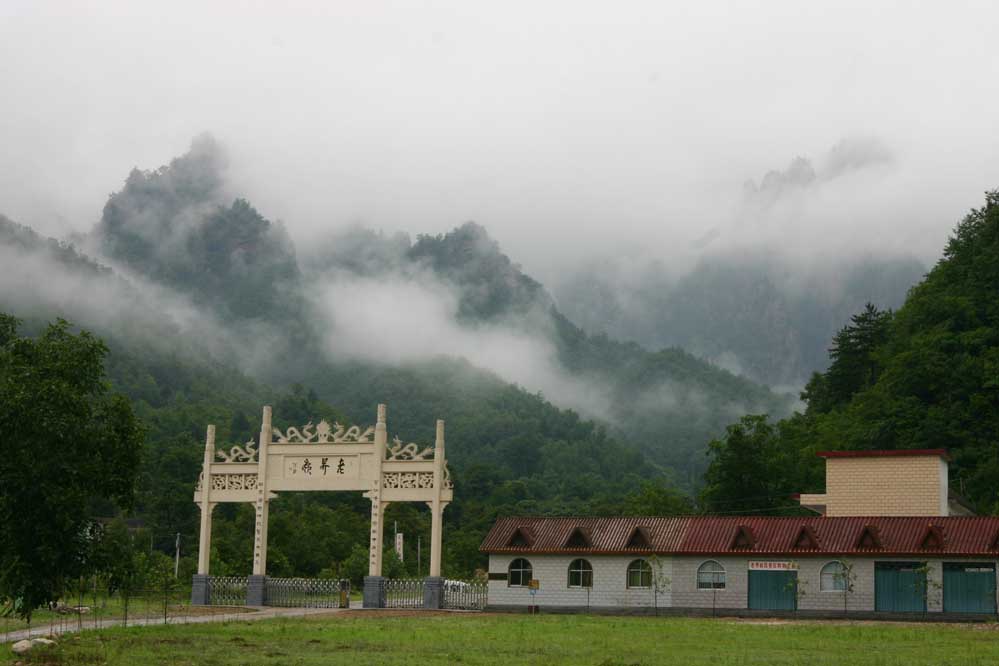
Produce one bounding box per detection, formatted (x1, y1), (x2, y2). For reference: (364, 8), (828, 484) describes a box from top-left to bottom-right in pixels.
(943, 563), (996, 614)
(875, 562), (926, 612)
(748, 570), (797, 611)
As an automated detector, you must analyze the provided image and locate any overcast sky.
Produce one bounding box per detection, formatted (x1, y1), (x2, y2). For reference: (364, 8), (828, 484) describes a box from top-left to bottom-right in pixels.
(2, 1), (997, 281)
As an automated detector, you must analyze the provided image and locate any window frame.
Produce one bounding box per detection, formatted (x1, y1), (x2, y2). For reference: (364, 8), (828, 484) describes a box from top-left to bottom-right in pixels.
(696, 560), (726, 590)
(508, 558), (533, 588)
(820, 560), (848, 592)
(567, 558), (594, 589)
(626, 559), (653, 589)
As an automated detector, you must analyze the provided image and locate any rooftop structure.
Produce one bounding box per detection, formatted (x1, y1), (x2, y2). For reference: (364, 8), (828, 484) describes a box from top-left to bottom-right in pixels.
(795, 449), (972, 517)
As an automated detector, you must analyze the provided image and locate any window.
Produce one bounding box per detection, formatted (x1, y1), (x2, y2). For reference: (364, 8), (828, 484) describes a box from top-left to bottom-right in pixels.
(627, 559), (652, 589)
(508, 558), (532, 587)
(568, 558), (593, 588)
(697, 560), (726, 590)
(820, 561), (847, 592)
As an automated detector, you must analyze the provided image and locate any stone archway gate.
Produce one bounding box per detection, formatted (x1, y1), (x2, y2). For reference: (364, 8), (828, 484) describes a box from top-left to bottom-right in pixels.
(190, 403), (454, 608)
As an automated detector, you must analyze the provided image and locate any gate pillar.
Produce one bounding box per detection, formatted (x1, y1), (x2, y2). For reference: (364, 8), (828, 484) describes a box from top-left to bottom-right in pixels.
(429, 420), (448, 577)
(191, 574), (210, 605)
(423, 576), (444, 609)
(197, 425), (215, 576)
(252, 406), (273, 576)
(247, 575), (267, 606)
(363, 576), (386, 608)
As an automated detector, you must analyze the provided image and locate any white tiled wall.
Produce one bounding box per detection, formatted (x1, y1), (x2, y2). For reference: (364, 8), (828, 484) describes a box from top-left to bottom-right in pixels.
(488, 554), (671, 609)
(488, 554), (991, 613)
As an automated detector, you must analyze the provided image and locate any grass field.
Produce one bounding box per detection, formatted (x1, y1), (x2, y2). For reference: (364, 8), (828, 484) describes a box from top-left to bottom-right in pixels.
(7, 612), (999, 665)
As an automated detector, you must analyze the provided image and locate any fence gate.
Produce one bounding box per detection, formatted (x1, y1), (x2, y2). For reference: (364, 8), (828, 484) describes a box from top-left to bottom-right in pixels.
(207, 576), (248, 606)
(442, 580), (487, 610)
(384, 579), (425, 608)
(265, 578), (350, 608)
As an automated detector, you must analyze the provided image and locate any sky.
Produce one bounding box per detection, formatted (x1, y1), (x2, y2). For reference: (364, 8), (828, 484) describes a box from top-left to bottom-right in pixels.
(2, 1), (998, 283)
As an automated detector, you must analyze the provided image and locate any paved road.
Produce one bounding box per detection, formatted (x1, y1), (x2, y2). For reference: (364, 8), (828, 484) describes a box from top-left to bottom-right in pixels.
(2, 606), (342, 644)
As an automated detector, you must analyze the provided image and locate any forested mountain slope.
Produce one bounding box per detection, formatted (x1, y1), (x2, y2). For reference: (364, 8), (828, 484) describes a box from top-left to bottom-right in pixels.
(701, 191), (999, 515)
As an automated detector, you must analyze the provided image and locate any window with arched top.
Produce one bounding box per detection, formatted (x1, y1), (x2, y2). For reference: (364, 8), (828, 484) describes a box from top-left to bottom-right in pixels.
(696, 560), (726, 589)
(568, 558), (593, 588)
(627, 559), (652, 589)
(508, 558), (533, 587)
(820, 561), (848, 592)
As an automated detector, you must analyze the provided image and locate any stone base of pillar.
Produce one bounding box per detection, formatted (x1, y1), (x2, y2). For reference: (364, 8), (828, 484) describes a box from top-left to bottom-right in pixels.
(191, 574), (210, 606)
(247, 575), (267, 606)
(423, 576), (444, 610)
(363, 576), (386, 608)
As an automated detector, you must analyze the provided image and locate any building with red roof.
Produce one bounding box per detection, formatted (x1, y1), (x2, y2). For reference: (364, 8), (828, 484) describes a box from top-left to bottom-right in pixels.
(480, 451), (997, 618)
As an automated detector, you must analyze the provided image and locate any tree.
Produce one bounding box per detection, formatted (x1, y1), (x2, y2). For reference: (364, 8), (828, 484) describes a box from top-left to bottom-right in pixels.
(700, 415), (796, 515)
(0, 315), (143, 619)
(810, 303), (893, 413)
(622, 482), (693, 515)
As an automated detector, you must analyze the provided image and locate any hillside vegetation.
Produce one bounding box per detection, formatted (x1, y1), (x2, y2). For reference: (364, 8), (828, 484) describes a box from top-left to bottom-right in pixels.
(702, 191), (999, 514)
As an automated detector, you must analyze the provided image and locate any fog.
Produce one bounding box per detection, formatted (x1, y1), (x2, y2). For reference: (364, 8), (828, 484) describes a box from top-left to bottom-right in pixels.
(311, 270), (615, 419)
(2, 1), (997, 287)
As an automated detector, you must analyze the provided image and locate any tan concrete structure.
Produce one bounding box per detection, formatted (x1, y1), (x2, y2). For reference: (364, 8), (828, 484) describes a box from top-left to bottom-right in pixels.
(797, 450), (953, 517)
(193, 403), (453, 581)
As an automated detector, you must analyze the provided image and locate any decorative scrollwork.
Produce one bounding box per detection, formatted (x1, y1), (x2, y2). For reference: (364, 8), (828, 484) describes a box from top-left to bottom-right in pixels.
(207, 473), (258, 491)
(386, 436), (433, 461)
(273, 419), (375, 444)
(216, 439), (258, 463)
(382, 472), (435, 489)
(444, 464), (453, 489)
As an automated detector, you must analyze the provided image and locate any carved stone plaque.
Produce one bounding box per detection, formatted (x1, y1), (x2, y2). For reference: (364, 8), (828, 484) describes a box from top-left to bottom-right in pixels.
(284, 454), (358, 479)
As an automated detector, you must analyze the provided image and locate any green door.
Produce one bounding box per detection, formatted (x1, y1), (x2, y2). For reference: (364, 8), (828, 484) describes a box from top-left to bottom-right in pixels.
(748, 570), (797, 611)
(943, 563), (996, 614)
(875, 562), (926, 612)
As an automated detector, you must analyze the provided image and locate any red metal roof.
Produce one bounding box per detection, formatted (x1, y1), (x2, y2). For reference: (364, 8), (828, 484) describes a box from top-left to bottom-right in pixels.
(481, 516), (999, 557)
(481, 516), (689, 555)
(817, 449), (950, 460)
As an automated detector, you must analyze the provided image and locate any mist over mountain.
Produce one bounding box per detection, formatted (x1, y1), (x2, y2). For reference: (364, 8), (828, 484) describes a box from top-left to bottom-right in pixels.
(555, 252), (926, 387)
(1, 138), (792, 482)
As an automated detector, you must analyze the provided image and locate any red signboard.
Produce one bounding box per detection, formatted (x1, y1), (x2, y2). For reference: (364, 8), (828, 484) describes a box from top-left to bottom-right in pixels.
(748, 561), (798, 571)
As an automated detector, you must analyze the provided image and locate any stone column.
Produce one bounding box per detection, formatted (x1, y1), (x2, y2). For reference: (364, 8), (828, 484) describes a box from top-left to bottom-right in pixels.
(364, 404), (388, 608)
(429, 420), (446, 577)
(197, 424), (215, 576)
(249, 406), (272, 606)
(192, 424), (215, 605)
(252, 406), (272, 576)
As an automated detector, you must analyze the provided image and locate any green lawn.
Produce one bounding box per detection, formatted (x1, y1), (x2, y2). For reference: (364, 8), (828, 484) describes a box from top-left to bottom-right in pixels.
(8, 612), (999, 665)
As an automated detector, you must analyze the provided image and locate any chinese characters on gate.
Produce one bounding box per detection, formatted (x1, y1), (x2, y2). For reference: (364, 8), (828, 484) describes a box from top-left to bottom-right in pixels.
(286, 455), (354, 478)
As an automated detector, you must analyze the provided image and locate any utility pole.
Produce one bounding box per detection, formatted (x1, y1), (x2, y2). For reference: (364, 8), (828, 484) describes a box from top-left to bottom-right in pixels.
(417, 536), (421, 576)
(174, 533), (181, 578)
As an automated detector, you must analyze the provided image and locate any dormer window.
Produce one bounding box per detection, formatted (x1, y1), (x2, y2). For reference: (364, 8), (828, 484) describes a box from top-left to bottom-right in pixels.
(855, 525), (882, 550)
(506, 527), (533, 548)
(792, 525), (819, 550)
(730, 525), (756, 550)
(920, 524), (944, 550)
(564, 527), (592, 549)
(625, 527), (651, 549)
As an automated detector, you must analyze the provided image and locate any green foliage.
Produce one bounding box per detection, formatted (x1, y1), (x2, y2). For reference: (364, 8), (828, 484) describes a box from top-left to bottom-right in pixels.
(700, 415), (809, 515)
(340, 544), (370, 587)
(0, 315), (143, 618)
(706, 191), (999, 514)
(622, 481), (694, 515)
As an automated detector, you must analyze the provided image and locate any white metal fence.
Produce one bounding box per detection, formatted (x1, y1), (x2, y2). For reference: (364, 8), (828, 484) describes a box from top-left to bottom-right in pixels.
(265, 577), (350, 608)
(384, 579), (425, 608)
(207, 576), (248, 606)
